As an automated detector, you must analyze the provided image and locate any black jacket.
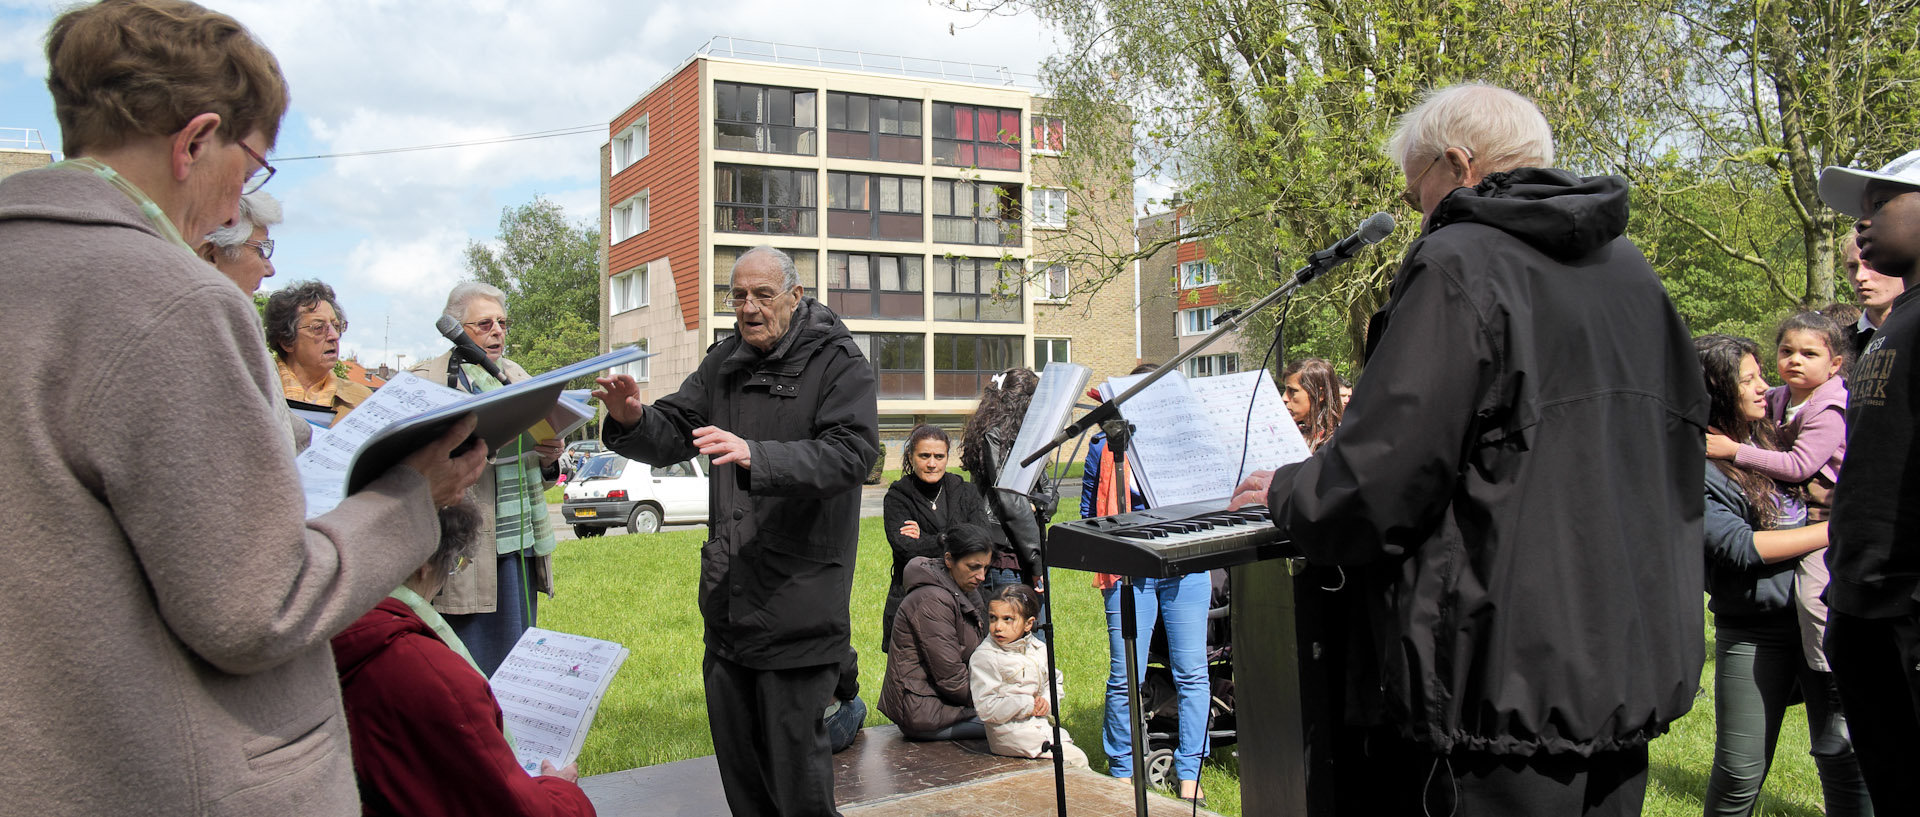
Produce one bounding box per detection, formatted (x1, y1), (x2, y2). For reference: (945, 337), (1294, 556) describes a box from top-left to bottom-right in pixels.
(1703, 464), (1802, 622)
(604, 298), (880, 669)
(1266, 169), (1709, 755)
(877, 555), (985, 734)
(881, 472), (992, 650)
(975, 427), (1050, 580)
(1830, 286), (1920, 617)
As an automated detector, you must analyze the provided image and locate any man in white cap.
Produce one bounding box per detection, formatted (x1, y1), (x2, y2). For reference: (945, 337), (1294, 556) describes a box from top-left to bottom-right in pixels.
(1815, 148), (1920, 814)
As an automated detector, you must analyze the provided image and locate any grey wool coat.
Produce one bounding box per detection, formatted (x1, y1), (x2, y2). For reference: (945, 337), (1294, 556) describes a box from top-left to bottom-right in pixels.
(0, 165), (442, 815)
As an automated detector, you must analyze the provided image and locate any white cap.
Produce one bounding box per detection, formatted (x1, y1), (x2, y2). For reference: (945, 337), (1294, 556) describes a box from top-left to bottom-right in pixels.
(1820, 149), (1920, 218)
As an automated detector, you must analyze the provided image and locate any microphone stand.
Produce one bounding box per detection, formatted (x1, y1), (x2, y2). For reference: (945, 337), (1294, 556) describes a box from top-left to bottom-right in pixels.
(1015, 244), (1371, 817)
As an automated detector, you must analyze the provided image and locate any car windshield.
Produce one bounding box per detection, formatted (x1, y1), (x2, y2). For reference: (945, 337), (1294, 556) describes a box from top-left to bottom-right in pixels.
(574, 454), (626, 481)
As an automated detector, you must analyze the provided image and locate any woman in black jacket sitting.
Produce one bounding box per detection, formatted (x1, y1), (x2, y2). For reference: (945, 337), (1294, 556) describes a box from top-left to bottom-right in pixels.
(882, 425), (991, 651)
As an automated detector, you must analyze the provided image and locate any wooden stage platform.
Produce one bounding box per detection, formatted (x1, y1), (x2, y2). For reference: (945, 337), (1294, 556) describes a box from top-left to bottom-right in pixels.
(579, 725), (1223, 817)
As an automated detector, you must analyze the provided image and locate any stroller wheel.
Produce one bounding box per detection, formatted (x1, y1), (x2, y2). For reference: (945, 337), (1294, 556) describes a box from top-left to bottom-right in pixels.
(1144, 747), (1176, 791)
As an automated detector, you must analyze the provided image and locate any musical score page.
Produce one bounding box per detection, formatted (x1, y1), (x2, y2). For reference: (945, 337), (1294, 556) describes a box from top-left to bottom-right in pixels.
(1186, 370), (1313, 479)
(490, 627), (630, 774)
(295, 371), (467, 517)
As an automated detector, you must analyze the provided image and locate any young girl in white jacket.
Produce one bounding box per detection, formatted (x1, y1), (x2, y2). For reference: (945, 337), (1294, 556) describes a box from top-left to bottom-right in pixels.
(968, 584), (1089, 766)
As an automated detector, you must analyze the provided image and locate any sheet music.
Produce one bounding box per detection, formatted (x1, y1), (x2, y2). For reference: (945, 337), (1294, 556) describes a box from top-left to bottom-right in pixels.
(1098, 369), (1313, 508)
(490, 627), (630, 773)
(999, 362), (1093, 497)
(296, 372), (467, 517)
(1186, 370), (1312, 479)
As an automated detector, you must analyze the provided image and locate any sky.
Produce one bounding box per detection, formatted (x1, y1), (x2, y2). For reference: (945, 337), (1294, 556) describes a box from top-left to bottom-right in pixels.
(0, 0), (1058, 370)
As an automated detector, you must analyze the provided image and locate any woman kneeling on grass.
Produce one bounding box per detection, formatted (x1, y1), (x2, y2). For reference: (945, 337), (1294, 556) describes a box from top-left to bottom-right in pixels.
(879, 525), (993, 740)
(1696, 334), (1871, 817)
(331, 501), (594, 817)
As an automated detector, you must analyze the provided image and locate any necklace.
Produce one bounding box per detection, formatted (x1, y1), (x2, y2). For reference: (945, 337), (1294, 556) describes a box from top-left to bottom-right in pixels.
(930, 484), (943, 511)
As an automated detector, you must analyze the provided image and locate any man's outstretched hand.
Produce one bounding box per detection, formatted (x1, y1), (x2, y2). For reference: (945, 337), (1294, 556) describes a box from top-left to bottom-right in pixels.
(592, 374), (644, 427)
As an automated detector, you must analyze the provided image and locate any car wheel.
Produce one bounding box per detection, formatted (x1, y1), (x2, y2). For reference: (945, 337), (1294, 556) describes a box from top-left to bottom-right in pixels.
(629, 504), (663, 534)
(573, 525), (604, 538)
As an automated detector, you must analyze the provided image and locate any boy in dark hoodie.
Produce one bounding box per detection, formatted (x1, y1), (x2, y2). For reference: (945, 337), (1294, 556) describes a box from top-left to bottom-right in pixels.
(1816, 150), (1920, 813)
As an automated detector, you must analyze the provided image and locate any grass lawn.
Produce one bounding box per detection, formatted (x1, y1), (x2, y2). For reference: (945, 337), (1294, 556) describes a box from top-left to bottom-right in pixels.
(542, 518), (1829, 816)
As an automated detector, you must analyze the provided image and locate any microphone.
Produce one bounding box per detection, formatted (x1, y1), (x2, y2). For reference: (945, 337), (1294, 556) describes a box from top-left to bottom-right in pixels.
(435, 314), (509, 384)
(1298, 211), (1396, 281)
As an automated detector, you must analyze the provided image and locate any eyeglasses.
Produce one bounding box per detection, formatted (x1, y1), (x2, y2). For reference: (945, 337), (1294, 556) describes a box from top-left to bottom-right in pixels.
(448, 554), (472, 576)
(726, 289), (792, 311)
(237, 140), (276, 195)
(299, 319), (348, 336)
(243, 238), (274, 260)
(1400, 146), (1473, 211)
(463, 317), (512, 332)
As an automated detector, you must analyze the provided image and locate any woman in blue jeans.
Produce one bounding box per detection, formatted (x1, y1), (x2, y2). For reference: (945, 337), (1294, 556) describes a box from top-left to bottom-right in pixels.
(1697, 335), (1871, 816)
(1083, 428), (1208, 804)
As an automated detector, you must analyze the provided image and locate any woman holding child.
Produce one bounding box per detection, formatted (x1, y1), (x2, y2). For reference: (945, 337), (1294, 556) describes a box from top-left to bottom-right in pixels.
(1696, 332), (1871, 816)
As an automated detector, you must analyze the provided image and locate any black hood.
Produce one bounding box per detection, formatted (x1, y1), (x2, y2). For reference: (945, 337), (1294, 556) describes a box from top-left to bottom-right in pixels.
(719, 296), (851, 377)
(1428, 168), (1630, 262)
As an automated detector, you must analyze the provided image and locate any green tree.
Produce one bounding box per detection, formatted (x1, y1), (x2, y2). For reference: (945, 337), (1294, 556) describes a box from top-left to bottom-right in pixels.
(464, 196), (603, 384)
(960, 0), (1669, 371)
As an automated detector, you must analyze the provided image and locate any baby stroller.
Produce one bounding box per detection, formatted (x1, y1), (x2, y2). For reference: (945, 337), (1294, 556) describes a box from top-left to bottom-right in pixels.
(1135, 569), (1236, 789)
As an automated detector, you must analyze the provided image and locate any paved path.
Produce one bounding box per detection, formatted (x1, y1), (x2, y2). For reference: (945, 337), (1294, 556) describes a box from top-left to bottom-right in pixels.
(548, 482), (889, 541)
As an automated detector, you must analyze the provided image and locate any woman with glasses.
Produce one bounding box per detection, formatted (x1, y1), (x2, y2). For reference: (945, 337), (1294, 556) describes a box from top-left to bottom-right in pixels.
(197, 190), (279, 293)
(263, 279), (370, 425)
(330, 500), (594, 817)
(410, 281), (565, 678)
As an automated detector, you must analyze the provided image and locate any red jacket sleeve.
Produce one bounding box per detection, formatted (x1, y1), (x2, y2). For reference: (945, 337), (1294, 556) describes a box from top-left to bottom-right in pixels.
(342, 633), (597, 817)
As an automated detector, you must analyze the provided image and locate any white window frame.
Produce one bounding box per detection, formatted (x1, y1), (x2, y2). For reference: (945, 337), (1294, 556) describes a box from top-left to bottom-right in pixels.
(611, 190), (650, 243)
(1030, 187), (1067, 230)
(1181, 353), (1238, 379)
(1179, 260), (1219, 289)
(1034, 336), (1070, 370)
(1030, 114), (1065, 155)
(615, 338), (650, 382)
(1176, 212), (1195, 243)
(613, 115), (650, 172)
(1035, 261), (1068, 300)
(611, 265), (649, 314)
(1180, 306), (1218, 336)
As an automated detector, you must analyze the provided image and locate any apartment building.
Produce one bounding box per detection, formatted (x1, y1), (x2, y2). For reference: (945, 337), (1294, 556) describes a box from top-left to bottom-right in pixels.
(1137, 208), (1252, 378)
(598, 42), (1138, 441)
(0, 128), (54, 181)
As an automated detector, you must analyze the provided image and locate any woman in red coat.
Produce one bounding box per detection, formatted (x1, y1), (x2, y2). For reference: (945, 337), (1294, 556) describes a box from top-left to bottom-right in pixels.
(331, 503), (595, 817)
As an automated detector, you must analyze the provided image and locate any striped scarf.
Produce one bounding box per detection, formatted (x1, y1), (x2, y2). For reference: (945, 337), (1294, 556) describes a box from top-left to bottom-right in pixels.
(461, 364), (557, 557)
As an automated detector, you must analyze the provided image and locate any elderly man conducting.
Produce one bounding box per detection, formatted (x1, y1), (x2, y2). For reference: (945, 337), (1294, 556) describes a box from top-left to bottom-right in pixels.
(0, 1), (484, 815)
(595, 245), (879, 817)
(1232, 84), (1708, 814)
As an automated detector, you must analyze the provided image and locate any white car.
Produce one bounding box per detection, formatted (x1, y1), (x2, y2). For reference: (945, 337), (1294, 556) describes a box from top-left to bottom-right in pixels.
(560, 452), (709, 536)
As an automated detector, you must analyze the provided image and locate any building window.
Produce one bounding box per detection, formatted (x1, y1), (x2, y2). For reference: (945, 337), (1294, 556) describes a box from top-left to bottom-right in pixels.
(826, 92), (922, 162)
(1034, 337), (1070, 371)
(713, 246), (818, 315)
(612, 191), (649, 242)
(851, 332), (926, 399)
(827, 172), (923, 241)
(933, 257), (1022, 323)
(931, 102), (1020, 170)
(1036, 262), (1068, 300)
(1030, 114), (1064, 154)
(1177, 211), (1196, 243)
(1181, 306), (1219, 335)
(715, 165), (815, 236)
(613, 116), (649, 171)
(611, 265), (648, 314)
(715, 82), (817, 155)
(1182, 353), (1239, 379)
(829, 252), (923, 319)
(931, 179), (1021, 247)
(1030, 187), (1067, 230)
(1179, 260), (1218, 288)
(933, 334), (1020, 398)
(615, 339), (651, 382)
